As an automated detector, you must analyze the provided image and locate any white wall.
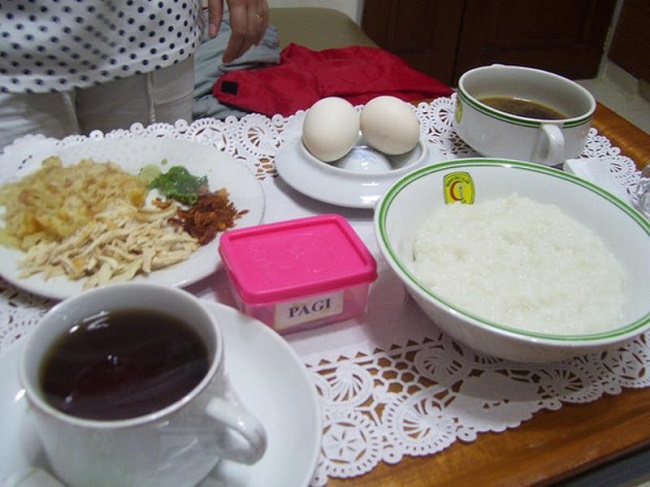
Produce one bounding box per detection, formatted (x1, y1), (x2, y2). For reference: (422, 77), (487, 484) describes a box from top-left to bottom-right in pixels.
(267, 0), (363, 24)
(598, 0), (625, 76)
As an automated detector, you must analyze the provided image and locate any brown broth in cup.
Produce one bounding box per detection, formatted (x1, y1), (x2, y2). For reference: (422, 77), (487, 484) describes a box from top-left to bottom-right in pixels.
(40, 309), (210, 421)
(479, 96), (567, 120)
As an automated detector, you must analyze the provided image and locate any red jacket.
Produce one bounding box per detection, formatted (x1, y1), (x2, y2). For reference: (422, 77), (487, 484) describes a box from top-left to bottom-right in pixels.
(214, 43), (453, 117)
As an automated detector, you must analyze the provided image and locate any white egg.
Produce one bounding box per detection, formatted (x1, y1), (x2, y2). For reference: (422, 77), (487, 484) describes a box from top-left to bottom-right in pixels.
(302, 97), (360, 162)
(360, 96), (420, 155)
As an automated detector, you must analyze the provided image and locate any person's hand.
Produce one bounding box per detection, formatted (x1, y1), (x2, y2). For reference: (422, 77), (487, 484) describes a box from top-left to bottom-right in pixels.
(207, 0), (269, 63)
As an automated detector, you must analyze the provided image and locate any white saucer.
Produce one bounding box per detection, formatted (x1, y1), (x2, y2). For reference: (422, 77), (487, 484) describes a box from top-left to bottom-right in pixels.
(275, 136), (444, 208)
(0, 302), (321, 487)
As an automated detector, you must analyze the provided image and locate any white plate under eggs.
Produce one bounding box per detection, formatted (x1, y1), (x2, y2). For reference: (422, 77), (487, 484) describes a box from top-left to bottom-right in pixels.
(275, 134), (443, 209)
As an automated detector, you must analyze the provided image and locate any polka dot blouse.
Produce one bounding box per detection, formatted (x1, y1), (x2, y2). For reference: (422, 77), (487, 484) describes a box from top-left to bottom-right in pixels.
(0, 0), (203, 94)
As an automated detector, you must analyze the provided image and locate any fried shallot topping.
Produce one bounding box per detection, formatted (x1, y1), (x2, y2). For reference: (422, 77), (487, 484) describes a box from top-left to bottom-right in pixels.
(170, 188), (248, 245)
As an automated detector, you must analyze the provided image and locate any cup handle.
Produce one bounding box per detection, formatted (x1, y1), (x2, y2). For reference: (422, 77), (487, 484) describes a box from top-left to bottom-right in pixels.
(537, 123), (564, 165)
(205, 396), (267, 465)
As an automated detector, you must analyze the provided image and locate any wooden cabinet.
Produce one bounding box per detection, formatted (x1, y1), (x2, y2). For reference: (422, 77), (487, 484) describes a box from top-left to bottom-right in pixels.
(361, 0), (617, 86)
(361, 0), (464, 87)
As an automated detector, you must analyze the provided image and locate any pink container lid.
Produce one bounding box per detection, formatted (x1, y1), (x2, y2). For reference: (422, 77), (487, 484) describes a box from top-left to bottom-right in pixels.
(219, 214), (377, 305)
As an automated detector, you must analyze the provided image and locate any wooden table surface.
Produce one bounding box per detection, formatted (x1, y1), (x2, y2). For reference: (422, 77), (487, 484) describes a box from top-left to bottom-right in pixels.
(331, 103), (650, 487)
(592, 103), (650, 170)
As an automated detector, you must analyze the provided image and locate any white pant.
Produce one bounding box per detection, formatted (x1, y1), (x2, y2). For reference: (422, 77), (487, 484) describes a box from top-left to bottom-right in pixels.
(0, 57), (195, 152)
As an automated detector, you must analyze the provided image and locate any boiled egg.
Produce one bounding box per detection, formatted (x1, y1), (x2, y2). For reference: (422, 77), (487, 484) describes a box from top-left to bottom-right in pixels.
(302, 97), (360, 162)
(360, 96), (420, 155)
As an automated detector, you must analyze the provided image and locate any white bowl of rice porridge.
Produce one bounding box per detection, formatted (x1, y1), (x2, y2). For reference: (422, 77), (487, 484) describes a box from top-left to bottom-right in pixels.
(374, 158), (650, 363)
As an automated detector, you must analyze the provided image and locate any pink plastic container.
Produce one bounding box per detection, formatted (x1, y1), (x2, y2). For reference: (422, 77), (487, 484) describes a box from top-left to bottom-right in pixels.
(219, 214), (377, 333)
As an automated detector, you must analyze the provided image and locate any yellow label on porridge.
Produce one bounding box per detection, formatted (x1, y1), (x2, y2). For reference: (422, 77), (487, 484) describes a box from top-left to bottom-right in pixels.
(443, 172), (475, 204)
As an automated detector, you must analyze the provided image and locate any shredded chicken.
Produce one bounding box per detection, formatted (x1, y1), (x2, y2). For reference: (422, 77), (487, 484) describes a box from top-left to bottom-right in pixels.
(18, 201), (199, 289)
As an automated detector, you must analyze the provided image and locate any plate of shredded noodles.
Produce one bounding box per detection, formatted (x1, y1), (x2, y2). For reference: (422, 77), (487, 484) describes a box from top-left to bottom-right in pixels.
(0, 137), (265, 300)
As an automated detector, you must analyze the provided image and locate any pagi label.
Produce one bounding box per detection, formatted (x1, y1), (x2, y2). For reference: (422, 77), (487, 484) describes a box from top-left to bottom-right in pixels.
(275, 291), (345, 330)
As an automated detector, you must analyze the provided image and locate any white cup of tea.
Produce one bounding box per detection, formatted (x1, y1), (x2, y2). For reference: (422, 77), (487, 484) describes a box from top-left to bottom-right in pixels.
(19, 283), (267, 487)
(454, 64), (596, 166)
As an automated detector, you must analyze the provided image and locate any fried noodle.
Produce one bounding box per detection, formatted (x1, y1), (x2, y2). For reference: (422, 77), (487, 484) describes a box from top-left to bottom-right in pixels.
(0, 156), (148, 250)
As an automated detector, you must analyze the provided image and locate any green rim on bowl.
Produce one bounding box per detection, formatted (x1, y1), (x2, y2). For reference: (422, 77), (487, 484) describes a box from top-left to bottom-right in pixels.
(376, 158), (650, 342)
(457, 90), (593, 129)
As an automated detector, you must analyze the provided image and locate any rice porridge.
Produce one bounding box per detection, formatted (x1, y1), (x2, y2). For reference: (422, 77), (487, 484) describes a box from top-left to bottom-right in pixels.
(412, 194), (625, 335)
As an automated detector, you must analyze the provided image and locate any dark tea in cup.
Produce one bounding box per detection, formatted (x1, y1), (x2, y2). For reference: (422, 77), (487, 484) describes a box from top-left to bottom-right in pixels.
(40, 309), (210, 420)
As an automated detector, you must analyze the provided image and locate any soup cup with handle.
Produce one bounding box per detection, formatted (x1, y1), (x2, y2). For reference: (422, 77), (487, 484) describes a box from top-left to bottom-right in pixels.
(455, 64), (596, 166)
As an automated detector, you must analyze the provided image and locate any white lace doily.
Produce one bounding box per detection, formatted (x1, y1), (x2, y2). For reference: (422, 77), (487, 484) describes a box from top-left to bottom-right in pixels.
(0, 95), (646, 486)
